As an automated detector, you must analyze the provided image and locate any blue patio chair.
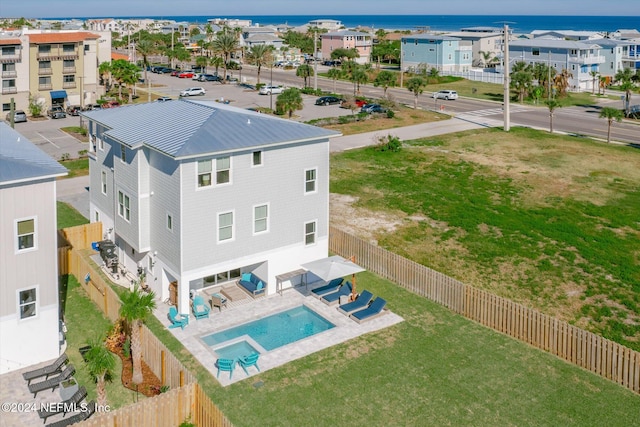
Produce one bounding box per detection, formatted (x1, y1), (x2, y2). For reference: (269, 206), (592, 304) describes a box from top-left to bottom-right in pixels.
(168, 306), (189, 329)
(216, 358), (236, 379)
(310, 277), (344, 299)
(337, 290), (374, 315)
(192, 295), (210, 320)
(349, 297), (387, 324)
(320, 281), (353, 306)
(238, 353), (261, 375)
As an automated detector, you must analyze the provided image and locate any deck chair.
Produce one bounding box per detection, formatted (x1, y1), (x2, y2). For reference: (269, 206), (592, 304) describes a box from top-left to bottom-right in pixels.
(216, 358), (236, 379)
(168, 306), (189, 329)
(238, 353), (261, 375)
(320, 281), (353, 306)
(191, 295), (210, 320)
(310, 277), (344, 299)
(45, 400), (95, 427)
(38, 385), (87, 423)
(350, 297), (387, 324)
(28, 364), (75, 397)
(337, 290), (374, 315)
(23, 353), (68, 385)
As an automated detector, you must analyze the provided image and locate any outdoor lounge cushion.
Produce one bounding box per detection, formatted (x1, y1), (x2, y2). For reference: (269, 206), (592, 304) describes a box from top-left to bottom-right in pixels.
(28, 364), (75, 397)
(310, 277), (344, 298)
(238, 273), (266, 296)
(321, 281), (353, 305)
(350, 297), (387, 324)
(22, 353), (68, 385)
(337, 290), (374, 315)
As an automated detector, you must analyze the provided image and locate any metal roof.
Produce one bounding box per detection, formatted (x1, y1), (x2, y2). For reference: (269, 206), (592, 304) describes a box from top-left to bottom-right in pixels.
(402, 34), (462, 41)
(510, 39), (601, 49)
(81, 100), (340, 159)
(0, 123), (68, 185)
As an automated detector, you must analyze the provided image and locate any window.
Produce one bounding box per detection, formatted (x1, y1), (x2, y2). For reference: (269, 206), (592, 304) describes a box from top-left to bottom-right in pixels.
(167, 213), (173, 231)
(98, 136), (104, 151)
(63, 75), (75, 83)
(197, 159), (212, 187)
(17, 218), (36, 250)
(101, 171), (107, 194)
(38, 76), (51, 88)
(254, 204), (268, 233)
(532, 48), (540, 56)
(218, 211), (234, 242)
(304, 221), (317, 245)
(18, 288), (37, 319)
(252, 150), (262, 166)
(2, 46), (16, 55)
(216, 157), (230, 184)
(305, 168), (317, 193)
(2, 62), (15, 72)
(118, 191), (130, 221)
(62, 43), (75, 53)
(120, 144), (126, 162)
(95, 211), (100, 222)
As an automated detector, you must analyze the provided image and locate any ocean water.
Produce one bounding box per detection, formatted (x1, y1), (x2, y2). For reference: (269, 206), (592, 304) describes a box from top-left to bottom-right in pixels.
(56, 15), (638, 33)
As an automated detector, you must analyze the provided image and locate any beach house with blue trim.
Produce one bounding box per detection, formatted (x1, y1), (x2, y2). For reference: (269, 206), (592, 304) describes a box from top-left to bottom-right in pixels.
(400, 34), (472, 73)
(82, 100), (340, 314)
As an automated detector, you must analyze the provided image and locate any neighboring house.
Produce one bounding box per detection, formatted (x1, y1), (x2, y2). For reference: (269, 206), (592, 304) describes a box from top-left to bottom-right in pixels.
(583, 38), (640, 75)
(444, 31), (503, 68)
(321, 31), (372, 64)
(241, 27), (284, 50)
(82, 100), (340, 315)
(508, 38), (605, 91)
(0, 122), (68, 373)
(531, 30), (605, 41)
(307, 19), (343, 31)
(401, 34), (473, 73)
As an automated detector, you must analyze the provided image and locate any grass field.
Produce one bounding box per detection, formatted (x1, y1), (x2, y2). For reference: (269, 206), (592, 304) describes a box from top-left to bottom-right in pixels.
(59, 158), (89, 178)
(330, 127), (640, 351)
(57, 201), (89, 229)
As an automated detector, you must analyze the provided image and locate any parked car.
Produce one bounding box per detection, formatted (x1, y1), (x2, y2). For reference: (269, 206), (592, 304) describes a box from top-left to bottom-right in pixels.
(48, 105), (66, 119)
(315, 96), (343, 106)
(83, 104), (101, 111)
(178, 71), (195, 79)
(322, 60), (341, 66)
(432, 90), (458, 100)
(259, 85), (284, 95)
(361, 103), (387, 114)
(66, 105), (81, 116)
(5, 110), (27, 123)
(198, 74), (222, 82)
(156, 67), (174, 74)
(156, 96), (172, 102)
(341, 98), (367, 109)
(170, 70), (181, 76)
(180, 87), (206, 97)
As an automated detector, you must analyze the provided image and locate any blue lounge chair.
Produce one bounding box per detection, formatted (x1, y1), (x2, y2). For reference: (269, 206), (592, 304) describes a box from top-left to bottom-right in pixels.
(168, 306), (189, 329)
(191, 295), (210, 320)
(216, 358), (236, 379)
(350, 297), (387, 324)
(238, 353), (260, 375)
(320, 281), (353, 306)
(337, 290), (374, 315)
(22, 353), (68, 385)
(310, 277), (344, 299)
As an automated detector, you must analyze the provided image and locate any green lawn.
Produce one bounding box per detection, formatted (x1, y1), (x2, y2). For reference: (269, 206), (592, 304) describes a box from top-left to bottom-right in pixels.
(330, 127), (640, 351)
(59, 158), (89, 178)
(57, 201), (89, 229)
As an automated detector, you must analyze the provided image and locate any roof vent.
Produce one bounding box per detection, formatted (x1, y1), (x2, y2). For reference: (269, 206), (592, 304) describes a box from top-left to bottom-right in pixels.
(247, 118), (251, 125)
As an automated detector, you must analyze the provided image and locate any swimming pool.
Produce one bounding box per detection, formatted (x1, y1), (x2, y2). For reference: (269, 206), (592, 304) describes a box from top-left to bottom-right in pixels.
(213, 340), (260, 361)
(202, 305), (335, 351)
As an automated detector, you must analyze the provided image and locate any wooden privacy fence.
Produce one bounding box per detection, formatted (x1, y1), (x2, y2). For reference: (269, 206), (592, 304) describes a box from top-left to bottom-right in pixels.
(79, 382), (233, 427)
(329, 226), (640, 394)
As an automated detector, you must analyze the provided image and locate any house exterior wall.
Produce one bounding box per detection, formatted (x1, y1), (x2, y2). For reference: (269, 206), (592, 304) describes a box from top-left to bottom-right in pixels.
(0, 179), (60, 373)
(401, 37), (472, 72)
(321, 33), (372, 64)
(0, 38), (29, 114)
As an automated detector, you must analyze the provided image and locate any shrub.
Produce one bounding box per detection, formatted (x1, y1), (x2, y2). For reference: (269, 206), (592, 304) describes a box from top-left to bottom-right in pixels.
(78, 149), (88, 157)
(255, 83), (265, 91)
(375, 134), (402, 152)
(60, 153), (71, 161)
(28, 93), (45, 117)
(300, 87), (323, 96)
(386, 109), (395, 118)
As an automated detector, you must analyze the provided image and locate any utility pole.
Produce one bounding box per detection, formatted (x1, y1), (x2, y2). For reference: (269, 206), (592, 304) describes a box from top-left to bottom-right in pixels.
(313, 27), (318, 91)
(503, 23), (510, 132)
(171, 29), (174, 69)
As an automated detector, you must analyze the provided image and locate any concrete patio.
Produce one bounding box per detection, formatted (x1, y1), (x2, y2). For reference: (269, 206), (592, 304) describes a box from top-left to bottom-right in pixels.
(153, 283), (404, 386)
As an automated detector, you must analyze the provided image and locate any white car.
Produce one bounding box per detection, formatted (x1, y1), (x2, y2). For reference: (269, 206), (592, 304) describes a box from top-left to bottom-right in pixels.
(432, 90), (458, 100)
(259, 85), (284, 95)
(180, 87), (206, 97)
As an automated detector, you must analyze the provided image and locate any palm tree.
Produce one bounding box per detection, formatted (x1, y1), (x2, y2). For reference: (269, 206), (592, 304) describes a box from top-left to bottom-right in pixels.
(478, 50), (496, 68)
(406, 76), (426, 109)
(327, 68), (342, 93)
(296, 64), (314, 88)
(553, 68), (573, 97)
(510, 61), (533, 103)
(212, 30), (239, 83)
(589, 70), (600, 95)
(210, 55), (224, 76)
(352, 66), (369, 95)
(246, 44), (273, 86)
(98, 61), (112, 91)
(119, 286), (156, 385)
(135, 39), (155, 84)
(615, 68), (635, 116)
(599, 75), (608, 95)
(599, 107), (624, 143)
(545, 99), (562, 133)
(84, 335), (116, 407)
(195, 55), (208, 73)
(373, 70), (397, 98)
(110, 59), (138, 100)
(276, 88), (303, 118)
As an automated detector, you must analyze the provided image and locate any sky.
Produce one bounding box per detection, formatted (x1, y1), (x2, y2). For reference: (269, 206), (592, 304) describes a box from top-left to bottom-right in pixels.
(2, 0), (639, 19)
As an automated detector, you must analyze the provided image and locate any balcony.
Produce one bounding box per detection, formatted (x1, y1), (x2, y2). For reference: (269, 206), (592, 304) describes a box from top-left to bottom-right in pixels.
(38, 84), (53, 90)
(2, 87), (18, 94)
(569, 55), (605, 65)
(62, 66), (76, 74)
(38, 67), (53, 75)
(62, 81), (76, 88)
(37, 49), (79, 61)
(0, 54), (21, 63)
(1, 70), (17, 78)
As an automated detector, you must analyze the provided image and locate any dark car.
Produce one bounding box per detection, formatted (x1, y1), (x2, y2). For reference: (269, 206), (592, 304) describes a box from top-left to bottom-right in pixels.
(66, 105), (81, 116)
(48, 105), (66, 119)
(5, 110), (27, 123)
(315, 96), (343, 106)
(361, 103), (387, 114)
(198, 73), (222, 82)
(83, 104), (101, 111)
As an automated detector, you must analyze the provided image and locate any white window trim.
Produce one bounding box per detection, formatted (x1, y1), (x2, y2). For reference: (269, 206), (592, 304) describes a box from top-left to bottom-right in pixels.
(253, 203), (269, 235)
(217, 210), (235, 243)
(15, 216), (37, 253)
(304, 167), (318, 194)
(101, 170), (107, 195)
(17, 285), (38, 320)
(304, 220), (317, 246)
(117, 190), (131, 222)
(120, 143), (127, 163)
(197, 159), (212, 189)
(215, 156), (232, 186)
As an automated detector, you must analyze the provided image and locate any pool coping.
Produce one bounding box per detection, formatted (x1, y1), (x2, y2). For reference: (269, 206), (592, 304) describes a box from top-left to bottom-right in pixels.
(153, 287), (404, 386)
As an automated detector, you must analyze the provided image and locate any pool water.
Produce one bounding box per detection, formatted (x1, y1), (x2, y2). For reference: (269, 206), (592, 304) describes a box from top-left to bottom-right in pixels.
(214, 340), (260, 360)
(202, 305), (335, 351)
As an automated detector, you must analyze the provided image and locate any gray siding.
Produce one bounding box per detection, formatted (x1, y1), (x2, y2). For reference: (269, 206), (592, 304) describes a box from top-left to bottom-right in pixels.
(112, 142), (140, 251)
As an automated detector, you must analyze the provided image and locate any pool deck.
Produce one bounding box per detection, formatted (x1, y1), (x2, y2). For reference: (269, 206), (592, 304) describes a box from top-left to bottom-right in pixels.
(153, 284), (404, 386)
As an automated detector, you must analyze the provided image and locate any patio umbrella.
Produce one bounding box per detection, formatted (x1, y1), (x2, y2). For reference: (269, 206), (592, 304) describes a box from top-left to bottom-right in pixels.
(301, 255), (365, 300)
